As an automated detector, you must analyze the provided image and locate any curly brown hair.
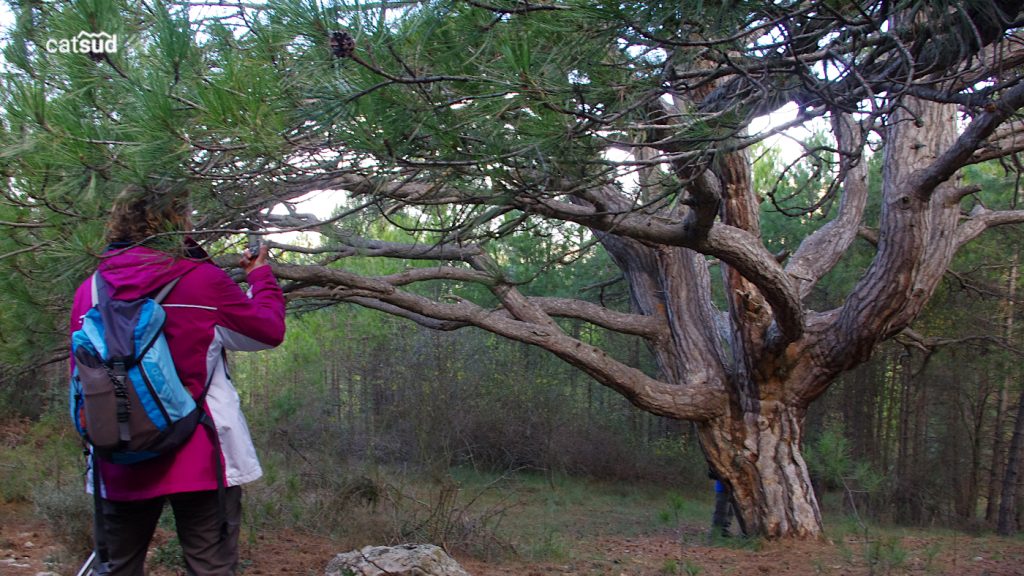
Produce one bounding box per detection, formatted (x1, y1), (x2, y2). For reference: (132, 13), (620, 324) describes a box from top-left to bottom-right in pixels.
(105, 183), (191, 246)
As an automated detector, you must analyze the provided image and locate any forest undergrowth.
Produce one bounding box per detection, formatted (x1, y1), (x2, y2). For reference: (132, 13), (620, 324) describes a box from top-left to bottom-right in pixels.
(3, 414), (1024, 576)
(4, 306), (1024, 574)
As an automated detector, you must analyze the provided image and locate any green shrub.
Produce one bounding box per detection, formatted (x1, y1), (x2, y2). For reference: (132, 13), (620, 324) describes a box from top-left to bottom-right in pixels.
(524, 527), (570, 561)
(31, 480), (94, 559)
(805, 422), (885, 518)
(806, 424), (854, 490)
(1, 415), (82, 503)
(865, 536), (908, 574)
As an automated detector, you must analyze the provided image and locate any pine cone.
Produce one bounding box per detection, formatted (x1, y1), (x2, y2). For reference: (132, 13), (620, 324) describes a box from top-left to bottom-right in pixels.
(329, 31), (355, 59)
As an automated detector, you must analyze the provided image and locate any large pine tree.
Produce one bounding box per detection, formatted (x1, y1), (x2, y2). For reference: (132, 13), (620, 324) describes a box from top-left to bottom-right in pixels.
(4, 0), (1024, 537)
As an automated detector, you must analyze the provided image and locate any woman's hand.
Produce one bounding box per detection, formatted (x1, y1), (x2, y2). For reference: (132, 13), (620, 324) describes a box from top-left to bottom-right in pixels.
(241, 243), (269, 274)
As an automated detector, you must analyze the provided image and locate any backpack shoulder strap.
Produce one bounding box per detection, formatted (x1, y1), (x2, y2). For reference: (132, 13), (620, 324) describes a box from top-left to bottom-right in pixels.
(153, 277), (181, 304)
(91, 268), (189, 307)
(153, 263), (201, 303)
(89, 272), (101, 307)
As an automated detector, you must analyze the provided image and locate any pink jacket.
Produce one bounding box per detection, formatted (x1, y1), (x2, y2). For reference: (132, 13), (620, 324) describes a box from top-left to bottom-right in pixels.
(69, 245), (285, 501)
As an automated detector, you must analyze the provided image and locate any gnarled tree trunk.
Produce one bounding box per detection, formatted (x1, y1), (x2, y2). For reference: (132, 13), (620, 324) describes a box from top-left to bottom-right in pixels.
(699, 399), (822, 538)
(595, 91), (963, 538)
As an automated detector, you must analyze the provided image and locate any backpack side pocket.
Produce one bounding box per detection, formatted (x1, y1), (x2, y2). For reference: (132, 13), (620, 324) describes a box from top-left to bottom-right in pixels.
(73, 346), (120, 452)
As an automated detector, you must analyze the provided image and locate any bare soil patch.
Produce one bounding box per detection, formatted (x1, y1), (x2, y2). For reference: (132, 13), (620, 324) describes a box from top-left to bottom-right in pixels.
(4, 499), (1024, 575)
(458, 531), (1024, 576)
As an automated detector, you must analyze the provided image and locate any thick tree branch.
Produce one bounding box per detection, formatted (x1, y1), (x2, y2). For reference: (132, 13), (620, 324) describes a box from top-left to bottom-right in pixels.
(293, 287), (664, 339)
(512, 192), (804, 341)
(785, 114), (870, 300)
(915, 81), (1024, 202)
(287, 290), (470, 331)
(824, 96), (964, 381)
(896, 327), (1024, 357)
(956, 206), (1024, 248)
(528, 297), (665, 338)
(273, 261), (723, 421)
(967, 118), (1024, 164)
(701, 224), (804, 342)
(378, 266), (493, 287)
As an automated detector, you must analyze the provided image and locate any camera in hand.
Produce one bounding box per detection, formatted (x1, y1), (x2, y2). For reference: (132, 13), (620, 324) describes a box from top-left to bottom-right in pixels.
(247, 234), (262, 257)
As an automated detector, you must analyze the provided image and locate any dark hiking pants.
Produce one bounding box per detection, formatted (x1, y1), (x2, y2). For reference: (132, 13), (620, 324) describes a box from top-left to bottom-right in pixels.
(711, 481), (733, 537)
(96, 486), (241, 576)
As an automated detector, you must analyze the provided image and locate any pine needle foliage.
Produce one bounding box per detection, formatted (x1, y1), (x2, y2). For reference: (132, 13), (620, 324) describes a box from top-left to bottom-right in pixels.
(0, 0), (683, 364)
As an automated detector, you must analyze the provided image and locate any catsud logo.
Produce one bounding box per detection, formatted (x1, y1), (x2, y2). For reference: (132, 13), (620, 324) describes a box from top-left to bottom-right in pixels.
(46, 31), (118, 55)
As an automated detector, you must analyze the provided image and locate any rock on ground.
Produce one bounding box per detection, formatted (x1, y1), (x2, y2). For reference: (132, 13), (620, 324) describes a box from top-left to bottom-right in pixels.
(325, 544), (470, 576)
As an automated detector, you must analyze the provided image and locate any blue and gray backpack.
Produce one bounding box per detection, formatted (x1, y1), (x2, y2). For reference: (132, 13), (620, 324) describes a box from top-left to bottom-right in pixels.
(69, 271), (203, 465)
(71, 269), (228, 573)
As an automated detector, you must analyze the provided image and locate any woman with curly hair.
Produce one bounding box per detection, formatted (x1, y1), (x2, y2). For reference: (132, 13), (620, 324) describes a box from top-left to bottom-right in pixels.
(70, 183), (285, 576)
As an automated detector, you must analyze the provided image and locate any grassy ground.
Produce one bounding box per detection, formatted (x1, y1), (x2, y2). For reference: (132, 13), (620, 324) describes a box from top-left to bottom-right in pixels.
(4, 417), (1024, 575)
(441, 467), (713, 561)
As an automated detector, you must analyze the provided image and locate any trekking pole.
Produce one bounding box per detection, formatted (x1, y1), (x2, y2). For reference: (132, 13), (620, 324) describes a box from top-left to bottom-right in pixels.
(76, 550), (97, 576)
